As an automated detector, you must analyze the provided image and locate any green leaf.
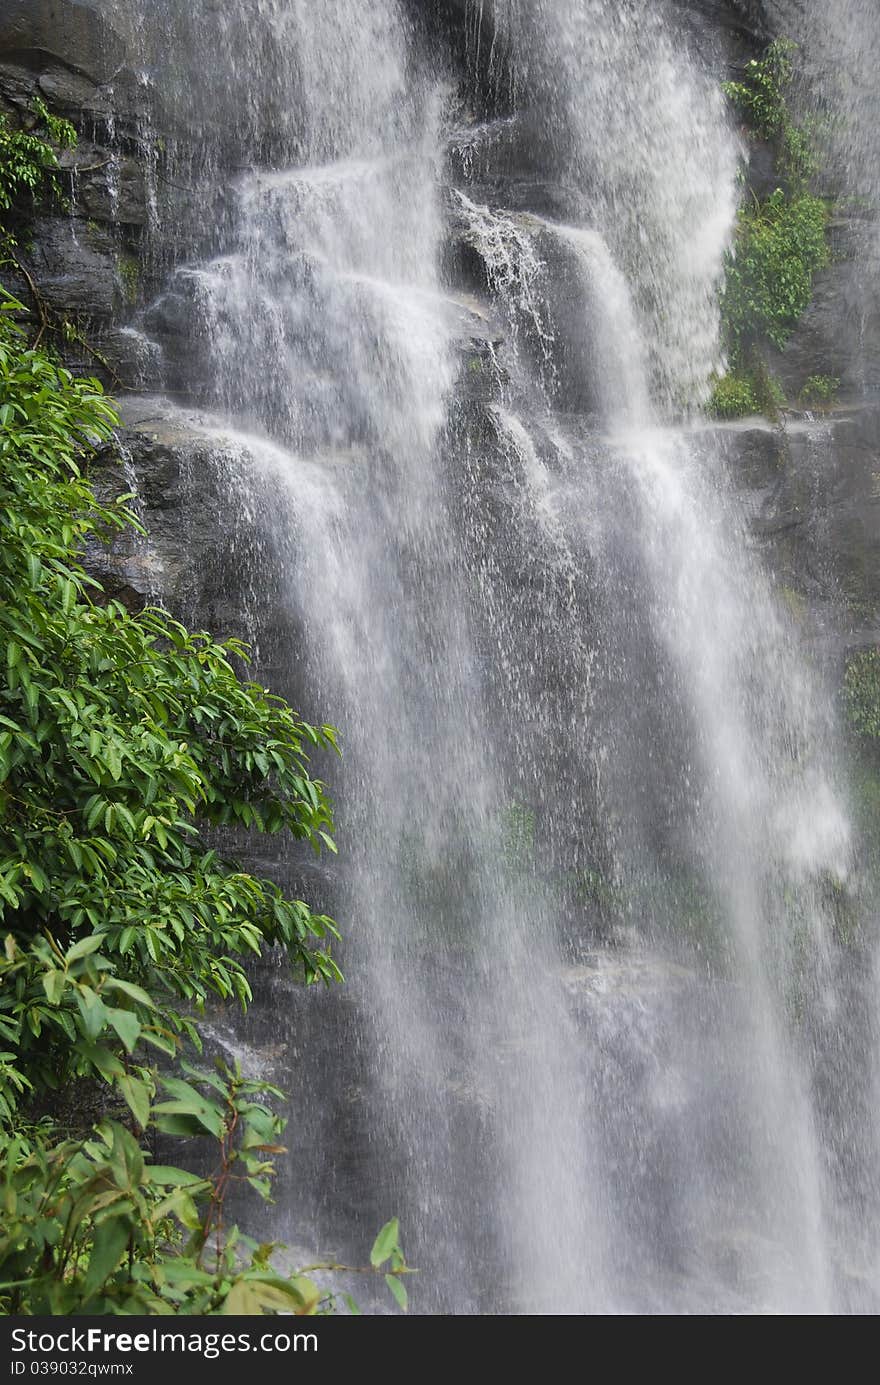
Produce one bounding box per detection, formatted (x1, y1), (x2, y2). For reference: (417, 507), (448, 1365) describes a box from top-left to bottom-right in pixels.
(140, 1028), (178, 1058)
(107, 1008), (141, 1053)
(385, 1273), (408, 1311)
(288, 1275), (320, 1307)
(76, 1042), (125, 1081)
(152, 1111), (211, 1140)
(152, 1089), (224, 1139)
(65, 933), (105, 964)
(118, 926), (137, 955)
(41, 969), (66, 1005)
(151, 1187), (202, 1230)
(116, 1072), (150, 1129)
(223, 1281), (264, 1315)
(74, 988), (109, 1041)
(143, 1165), (207, 1187)
(83, 1216), (130, 1298)
(104, 978), (156, 1009)
(370, 1216), (399, 1268)
(158, 1262), (216, 1286)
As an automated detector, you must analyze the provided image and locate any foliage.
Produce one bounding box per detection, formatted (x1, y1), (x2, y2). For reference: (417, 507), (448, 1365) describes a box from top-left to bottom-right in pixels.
(800, 373), (839, 409)
(714, 40), (830, 420)
(0, 1063), (410, 1315)
(0, 290), (342, 1077)
(708, 357), (786, 420)
(0, 100), (75, 253)
(723, 39), (817, 187)
(708, 371), (759, 419)
(844, 649), (880, 740)
(722, 189), (828, 353)
(0, 285), (411, 1312)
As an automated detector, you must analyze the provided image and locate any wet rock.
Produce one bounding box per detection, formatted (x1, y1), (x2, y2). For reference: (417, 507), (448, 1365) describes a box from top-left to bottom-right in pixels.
(14, 215), (120, 320)
(60, 144), (149, 226)
(771, 228), (880, 399)
(85, 402), (309, 702)
(783, 406), (880, 629)
(706, 405), (880, 644)
(88, 401), (233, 613)
(93, 324), (163, 390)
(0, 1), (127, 87)
(674, 0), (772, 46)
(446, 288), (505, 358)
(0, 58), (38, 114)
(559, 952), (701, 1029)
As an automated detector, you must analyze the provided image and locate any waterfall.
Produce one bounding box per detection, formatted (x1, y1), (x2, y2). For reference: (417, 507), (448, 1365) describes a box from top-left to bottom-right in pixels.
(130, 0), (880, 1312)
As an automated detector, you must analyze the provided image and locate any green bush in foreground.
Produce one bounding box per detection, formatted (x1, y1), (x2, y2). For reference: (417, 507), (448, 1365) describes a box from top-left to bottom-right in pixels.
(0, 290), (407, 1313)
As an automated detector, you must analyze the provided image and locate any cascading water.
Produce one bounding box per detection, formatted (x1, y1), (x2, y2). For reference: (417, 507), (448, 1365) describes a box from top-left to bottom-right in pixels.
(125, 0), (880, 1312)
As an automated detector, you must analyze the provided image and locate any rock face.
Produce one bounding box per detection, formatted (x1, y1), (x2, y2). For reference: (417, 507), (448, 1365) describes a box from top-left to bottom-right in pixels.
(4, 0), (866, 680)
(0, 2), (128, 89)
(1, 1), (876, 743)
(705, 406), (880, 657)
(0, 1), (169, 387)
(0, 0), (868, 691)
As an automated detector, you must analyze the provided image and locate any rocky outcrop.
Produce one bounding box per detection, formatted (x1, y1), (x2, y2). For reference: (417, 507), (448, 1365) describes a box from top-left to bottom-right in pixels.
(3, 0), (877, 671)
(0, 1), (164, 386)
(701, 405), (880, 665)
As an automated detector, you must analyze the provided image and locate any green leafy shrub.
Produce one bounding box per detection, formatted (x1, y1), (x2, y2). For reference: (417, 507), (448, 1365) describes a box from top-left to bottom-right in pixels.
(0, 293), (342, 1073)
(0, 1062), (411, 1314)
(800, 373), (840, 409)
(0, 99), (75, 252)
(722, 189), (829, 352)
(500, 801), (536, 870)
(0, 80), (413, 1316)
(708, 372), (759, 418)
(0, 288), (412, 1313)
(724, 40), (796, 139)
(723, 39), (817, 187)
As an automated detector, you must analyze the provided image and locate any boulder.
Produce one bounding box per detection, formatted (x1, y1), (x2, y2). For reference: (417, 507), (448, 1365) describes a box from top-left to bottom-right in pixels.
(0, 1), (126, 86)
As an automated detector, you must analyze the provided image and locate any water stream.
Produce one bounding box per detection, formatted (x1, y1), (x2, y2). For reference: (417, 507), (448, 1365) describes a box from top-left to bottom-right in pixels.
(127, 0), (880, 1312)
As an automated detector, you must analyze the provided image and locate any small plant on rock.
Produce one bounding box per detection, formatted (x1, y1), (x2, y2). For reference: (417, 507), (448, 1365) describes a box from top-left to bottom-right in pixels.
(708, 372), (759, 419)
(0, 98), (75, 255)
(800, 374), (840, 410)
